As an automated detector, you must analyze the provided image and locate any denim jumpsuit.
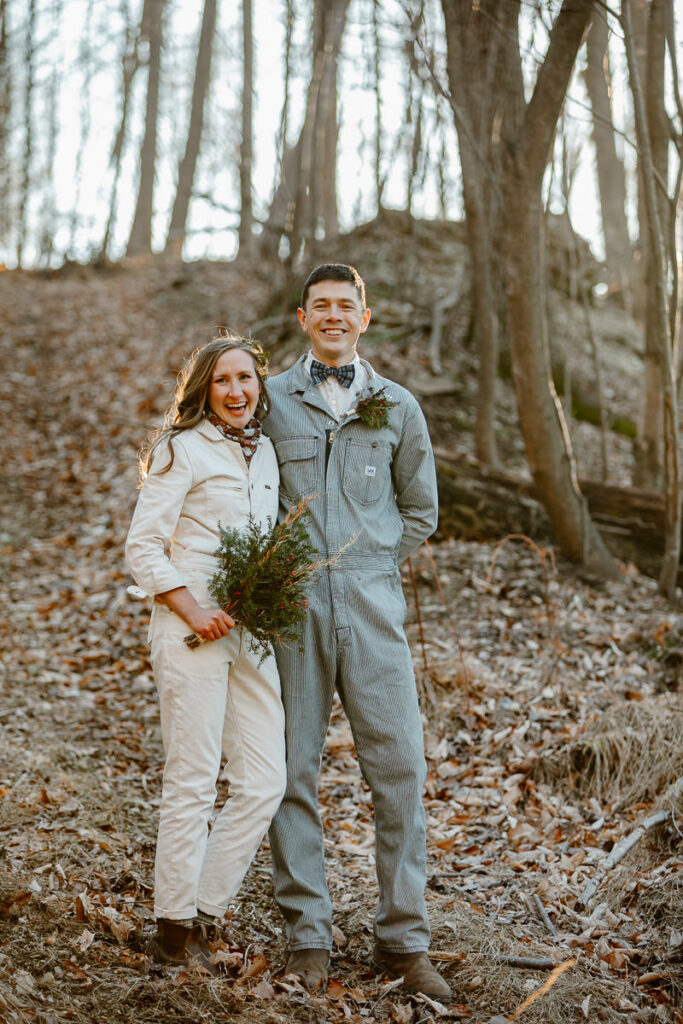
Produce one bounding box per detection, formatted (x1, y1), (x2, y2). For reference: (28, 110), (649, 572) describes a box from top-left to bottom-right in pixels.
(263, 355), (438, 953)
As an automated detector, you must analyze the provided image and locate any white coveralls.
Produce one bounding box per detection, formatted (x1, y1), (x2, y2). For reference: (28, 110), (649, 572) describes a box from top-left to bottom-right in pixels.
(125, 419), (286, 921)
(263, 355), (438, 954)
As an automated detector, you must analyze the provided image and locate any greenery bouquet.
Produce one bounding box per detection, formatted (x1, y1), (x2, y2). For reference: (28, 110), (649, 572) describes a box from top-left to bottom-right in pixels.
(184, 497), (341, 661)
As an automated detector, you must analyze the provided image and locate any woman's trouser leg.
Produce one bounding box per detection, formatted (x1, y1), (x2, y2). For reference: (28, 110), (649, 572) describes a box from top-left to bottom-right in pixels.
(197, 639), (286, 917)
(151, 619), (285, 921)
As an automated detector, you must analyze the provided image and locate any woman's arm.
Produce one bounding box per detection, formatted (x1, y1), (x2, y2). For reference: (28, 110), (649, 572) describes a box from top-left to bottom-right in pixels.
(126, 439), (196, 597)
(158, 586), (235, 641)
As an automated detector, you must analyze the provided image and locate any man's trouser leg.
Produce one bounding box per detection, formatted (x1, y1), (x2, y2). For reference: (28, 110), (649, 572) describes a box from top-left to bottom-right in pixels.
(336, 569), (430, 952)
(269, 568), (430, 952)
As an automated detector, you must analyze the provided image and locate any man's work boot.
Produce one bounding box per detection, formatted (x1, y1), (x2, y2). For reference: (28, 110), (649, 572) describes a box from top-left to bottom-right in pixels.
(147, 918), (219, 975)
(373, 948), (453, 1002)
(285, 948), (330, 990)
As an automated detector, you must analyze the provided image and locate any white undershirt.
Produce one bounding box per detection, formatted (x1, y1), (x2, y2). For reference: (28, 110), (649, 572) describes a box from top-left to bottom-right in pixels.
(304, 351), (371, 421)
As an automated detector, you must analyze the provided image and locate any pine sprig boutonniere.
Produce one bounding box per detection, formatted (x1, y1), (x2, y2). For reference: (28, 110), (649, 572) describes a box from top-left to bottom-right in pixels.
(353, 386), (398, 429)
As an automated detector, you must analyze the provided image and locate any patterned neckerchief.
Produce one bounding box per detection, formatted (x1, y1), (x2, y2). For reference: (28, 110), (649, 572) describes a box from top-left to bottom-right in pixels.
(310, 359), (355, 388)
(207, 413), (261, 464)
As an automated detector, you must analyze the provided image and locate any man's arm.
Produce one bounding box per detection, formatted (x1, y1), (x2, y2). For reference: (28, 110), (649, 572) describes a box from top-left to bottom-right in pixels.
(392, 400), (438, 563)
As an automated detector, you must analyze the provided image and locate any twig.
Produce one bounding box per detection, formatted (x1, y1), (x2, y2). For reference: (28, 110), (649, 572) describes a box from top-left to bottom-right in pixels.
(499, 956), (557, 970)
(532, 894), (559, 939)
(578, 808), (671, 906)
(429, 951), (557, 970)
(421, 539), (476, 775)
(406, 555), (428, 671)
(423, 538), (460, 637)
(484, 533), (556, 606)
(507, 958), (576, 1020)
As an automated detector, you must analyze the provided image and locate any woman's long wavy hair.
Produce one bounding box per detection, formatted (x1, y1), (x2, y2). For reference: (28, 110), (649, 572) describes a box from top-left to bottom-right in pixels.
(139, 333), (270, 481)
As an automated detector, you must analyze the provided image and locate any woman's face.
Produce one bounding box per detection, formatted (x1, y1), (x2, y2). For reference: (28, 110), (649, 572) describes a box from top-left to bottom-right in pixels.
(208, 349), (261, 428)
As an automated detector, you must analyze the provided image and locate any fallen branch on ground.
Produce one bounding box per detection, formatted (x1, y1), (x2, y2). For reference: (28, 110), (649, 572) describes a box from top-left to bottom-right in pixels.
(578, 806), (672, 906)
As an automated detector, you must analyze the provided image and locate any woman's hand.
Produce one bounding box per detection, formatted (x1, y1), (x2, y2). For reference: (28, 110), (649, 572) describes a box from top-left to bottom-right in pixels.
(157, 587), (235, 642)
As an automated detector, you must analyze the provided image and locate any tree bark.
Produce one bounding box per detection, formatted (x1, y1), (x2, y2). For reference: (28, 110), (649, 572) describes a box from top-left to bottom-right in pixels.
(501, 0), (617, 577)
(441, 0), (520, 467)
(259, 0), (293, 260)
(434, 448), (677, 584)
(0, 0), (11, 252)
(237, 0), (254, 259)
(269, 0), (349, 264)
(584, 8), (633, 306)
(622, 0), (680, 599)
(98, 6), (141, 262)
(164, 0), (216, 258)
(126, 0), (165, 258)
(633, 0), (668, 489)
(16, 0), (36, 268)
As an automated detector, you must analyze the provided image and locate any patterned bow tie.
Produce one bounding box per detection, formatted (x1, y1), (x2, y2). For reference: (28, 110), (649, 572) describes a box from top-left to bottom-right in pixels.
(310, 359), (355, 388)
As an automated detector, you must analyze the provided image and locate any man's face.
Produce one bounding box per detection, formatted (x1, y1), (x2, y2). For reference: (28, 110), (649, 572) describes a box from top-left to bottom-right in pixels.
(297, 280), (371, 366)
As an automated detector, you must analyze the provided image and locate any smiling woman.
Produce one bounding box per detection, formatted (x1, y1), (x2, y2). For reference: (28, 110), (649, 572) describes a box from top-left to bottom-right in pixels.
(209, 349), (262, 428)
(124, 332), (286, 969)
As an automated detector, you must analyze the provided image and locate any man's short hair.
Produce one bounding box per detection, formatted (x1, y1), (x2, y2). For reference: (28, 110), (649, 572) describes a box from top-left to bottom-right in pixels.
(301, 263), (366, 309)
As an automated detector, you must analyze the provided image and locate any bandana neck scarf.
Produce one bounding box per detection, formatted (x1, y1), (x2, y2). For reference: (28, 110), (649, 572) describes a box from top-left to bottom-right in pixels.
(207, 413), (261, 464)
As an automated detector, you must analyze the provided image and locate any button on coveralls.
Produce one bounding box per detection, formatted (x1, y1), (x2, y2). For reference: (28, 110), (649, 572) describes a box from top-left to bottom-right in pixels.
(125, 420), (286, 921)
(263, 356), (438, 953)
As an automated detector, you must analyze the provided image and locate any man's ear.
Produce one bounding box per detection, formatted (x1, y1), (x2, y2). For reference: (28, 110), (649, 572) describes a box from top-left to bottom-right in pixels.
(297, 307), (308, 332)
(360, 308), (371, 333)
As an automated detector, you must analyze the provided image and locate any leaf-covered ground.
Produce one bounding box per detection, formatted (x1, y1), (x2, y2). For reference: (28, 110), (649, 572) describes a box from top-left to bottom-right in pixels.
(0, 256), (681, 1024)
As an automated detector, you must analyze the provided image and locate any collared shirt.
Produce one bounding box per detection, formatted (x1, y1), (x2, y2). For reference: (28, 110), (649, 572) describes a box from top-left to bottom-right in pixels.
(304, 351), (370, 420)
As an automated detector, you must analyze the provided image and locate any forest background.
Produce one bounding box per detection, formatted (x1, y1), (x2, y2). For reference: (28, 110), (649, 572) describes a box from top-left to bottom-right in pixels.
(0, 1), (682, 1023)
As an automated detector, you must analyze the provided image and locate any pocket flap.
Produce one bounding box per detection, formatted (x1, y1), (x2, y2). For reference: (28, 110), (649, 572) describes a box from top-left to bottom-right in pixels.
(275, 437), (317, 463)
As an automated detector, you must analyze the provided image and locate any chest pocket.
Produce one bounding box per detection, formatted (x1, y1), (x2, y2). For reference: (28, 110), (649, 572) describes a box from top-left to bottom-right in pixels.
(342, 439), (392, 505)
(274, 436), (319, 502)
(204, 475), (249, 527)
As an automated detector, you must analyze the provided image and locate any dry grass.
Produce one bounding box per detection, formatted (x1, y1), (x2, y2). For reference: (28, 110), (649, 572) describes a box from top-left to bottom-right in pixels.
(536, 695), (683, 808)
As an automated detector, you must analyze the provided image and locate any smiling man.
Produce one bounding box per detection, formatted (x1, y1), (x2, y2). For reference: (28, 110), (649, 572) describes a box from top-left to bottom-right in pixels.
(263, 264), (451, 1002)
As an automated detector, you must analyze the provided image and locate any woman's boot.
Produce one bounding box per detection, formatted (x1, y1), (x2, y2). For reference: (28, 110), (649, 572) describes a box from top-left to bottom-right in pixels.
(147, 918), (218, 975)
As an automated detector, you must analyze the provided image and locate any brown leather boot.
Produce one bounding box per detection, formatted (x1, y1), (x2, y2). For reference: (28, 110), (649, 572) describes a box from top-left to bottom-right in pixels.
(373, 948), (452, 1002)
(285, 948), (330, 990)
(148, 919), (219, 975)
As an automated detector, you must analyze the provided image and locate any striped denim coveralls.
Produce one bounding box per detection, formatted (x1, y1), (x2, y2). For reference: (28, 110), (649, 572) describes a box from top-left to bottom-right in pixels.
(263, 354), (438, 953)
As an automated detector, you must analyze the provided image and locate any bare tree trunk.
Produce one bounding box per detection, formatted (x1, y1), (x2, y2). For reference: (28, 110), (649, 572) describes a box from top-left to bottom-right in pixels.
(584, 7), (633, 307)
(288, 0), (350, 263)
(0, 0), (11, 252)
(260, 0), (293, 259)
(237, 0), (254, 258)
(441, 0), (520, 467)
(98, 6), (140, 262)
(39, 0), (62, 266)
(126, 0), (165, 258)
(16, 0), (35, 268)
(632, 0), (667, 490)
(68, 0), (93, 257)
(501, 0), (617, 577)
(164, 0), (216, 257)
(372, 0), (384, 210)
(623, 0), (680, 599)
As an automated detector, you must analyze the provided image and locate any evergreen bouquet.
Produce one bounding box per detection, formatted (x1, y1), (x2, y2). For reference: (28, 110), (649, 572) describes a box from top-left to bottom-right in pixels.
(184, 497), (341, 661)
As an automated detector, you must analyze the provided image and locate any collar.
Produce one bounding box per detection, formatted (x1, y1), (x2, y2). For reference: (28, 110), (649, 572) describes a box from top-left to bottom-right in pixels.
(288, 353), (377, 395)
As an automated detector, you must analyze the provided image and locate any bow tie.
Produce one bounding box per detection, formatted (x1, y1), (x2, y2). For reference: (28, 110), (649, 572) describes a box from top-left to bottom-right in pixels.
(310, 359), (355, 388)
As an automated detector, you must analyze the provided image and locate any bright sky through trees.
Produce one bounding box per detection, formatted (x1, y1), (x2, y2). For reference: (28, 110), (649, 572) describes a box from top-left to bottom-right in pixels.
(1, 0), (664, 268)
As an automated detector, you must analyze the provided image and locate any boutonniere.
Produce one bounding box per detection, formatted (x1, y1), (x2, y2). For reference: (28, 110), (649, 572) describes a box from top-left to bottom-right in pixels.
(353, 386), (398, 429)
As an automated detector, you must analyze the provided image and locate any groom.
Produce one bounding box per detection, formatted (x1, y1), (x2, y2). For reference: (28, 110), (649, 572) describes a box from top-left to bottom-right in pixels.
(263, 264), (451, 1002)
